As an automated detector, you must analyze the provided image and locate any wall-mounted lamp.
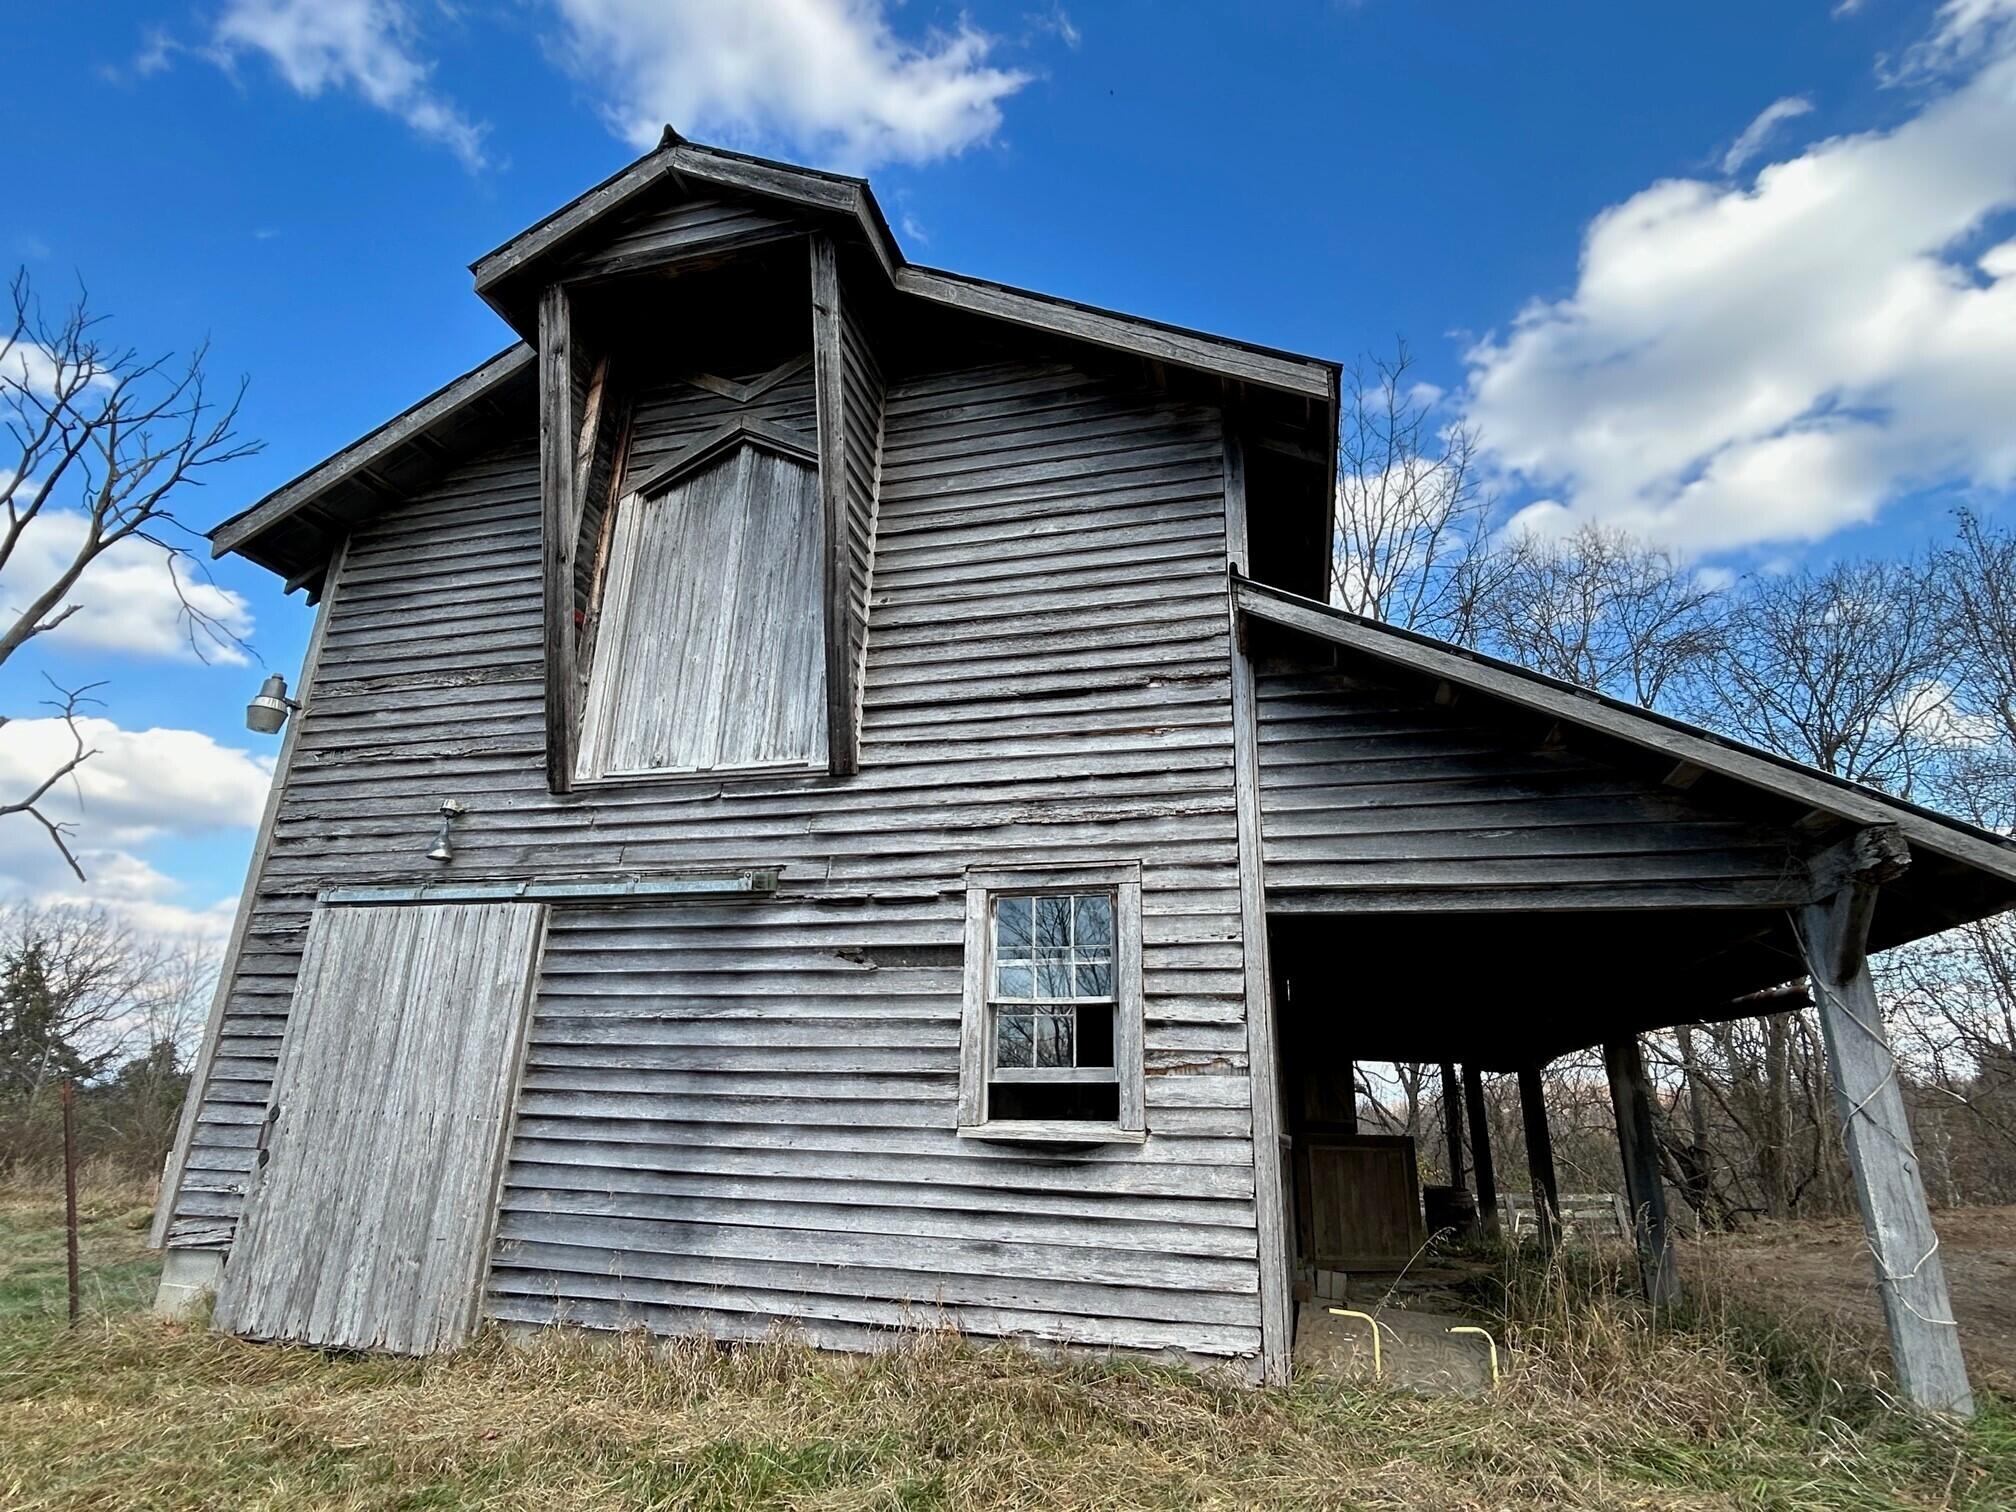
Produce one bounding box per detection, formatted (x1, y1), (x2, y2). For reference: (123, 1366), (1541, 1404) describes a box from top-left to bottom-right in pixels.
(245, 674), (301, 735)
(427, 800), (468, 863)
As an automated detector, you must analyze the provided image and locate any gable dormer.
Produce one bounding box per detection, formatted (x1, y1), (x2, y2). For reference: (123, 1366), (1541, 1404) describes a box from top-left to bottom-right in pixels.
(527, 210), (885, 789)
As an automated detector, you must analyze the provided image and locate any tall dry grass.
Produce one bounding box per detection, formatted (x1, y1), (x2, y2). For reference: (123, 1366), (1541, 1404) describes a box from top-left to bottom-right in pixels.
(2, 1200), (2010, 1510)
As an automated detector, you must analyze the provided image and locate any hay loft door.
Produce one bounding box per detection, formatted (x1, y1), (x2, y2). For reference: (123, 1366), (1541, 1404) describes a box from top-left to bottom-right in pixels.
(213, 903), (548, 1353)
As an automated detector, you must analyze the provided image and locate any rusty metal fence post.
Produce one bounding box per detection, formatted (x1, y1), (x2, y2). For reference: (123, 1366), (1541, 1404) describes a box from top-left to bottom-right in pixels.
(61, 1078), (79, 1326)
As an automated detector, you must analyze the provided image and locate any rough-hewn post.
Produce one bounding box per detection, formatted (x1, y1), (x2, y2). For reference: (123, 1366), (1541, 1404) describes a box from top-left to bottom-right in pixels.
(538, 283), (577, 793)
(1792, 824), (1973, 1417)
(1439, 1060), (1466, 1190)
(808, 232), (857, 775)
(1518, 1062), (1561, 1251)
(1604, 1035), (1680, 1307)
(1462, 1064), (1501, 1239)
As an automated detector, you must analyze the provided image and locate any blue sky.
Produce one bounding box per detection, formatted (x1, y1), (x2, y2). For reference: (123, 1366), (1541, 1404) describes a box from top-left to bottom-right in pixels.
(5, 0), (2015, 941)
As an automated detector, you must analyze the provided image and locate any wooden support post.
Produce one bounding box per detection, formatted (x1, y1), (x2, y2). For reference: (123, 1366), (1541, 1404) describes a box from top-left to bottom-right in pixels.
(1604, 1035), (1680, 1308)
(1518, 1063), (1561, 1251)
(809, 233), (857, 776)
(1439, 1061), (1466, 1190)
(1462, 1064), (1501, 1239)
(1340, 1059), (1359, 1135)
(538, 284), (578, 794)
(1791, 824), (1973, 1417)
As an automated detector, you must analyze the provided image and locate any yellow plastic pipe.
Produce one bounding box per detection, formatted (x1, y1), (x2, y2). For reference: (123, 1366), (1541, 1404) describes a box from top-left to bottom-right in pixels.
(1327, 1308), (1382, 1377)
(1446, 1325), (1500, 1387)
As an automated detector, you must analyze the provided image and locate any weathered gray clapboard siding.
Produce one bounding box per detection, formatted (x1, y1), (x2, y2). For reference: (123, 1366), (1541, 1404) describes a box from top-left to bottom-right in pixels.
(560, 194), (802, 280)
(1254, 667), (1804, 903)
(170, 351), (1264, 1363)
(624, 359), (817, 481)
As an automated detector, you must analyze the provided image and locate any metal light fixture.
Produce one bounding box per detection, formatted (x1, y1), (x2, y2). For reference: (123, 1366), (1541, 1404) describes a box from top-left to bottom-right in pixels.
(245, 674), (301, 735)
(427, 800), (467, 863)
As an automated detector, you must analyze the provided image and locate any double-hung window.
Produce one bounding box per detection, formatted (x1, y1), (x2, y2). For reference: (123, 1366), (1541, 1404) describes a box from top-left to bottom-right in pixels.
(958, 863), (1145, 1141)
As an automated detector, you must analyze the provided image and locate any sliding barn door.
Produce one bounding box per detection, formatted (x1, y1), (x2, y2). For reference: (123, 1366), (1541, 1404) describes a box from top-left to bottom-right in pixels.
(213, 903), (548, 1353)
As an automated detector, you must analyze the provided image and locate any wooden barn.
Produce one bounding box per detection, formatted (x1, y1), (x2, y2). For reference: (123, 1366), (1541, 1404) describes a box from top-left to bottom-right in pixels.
(153, 131), (2016, 1411)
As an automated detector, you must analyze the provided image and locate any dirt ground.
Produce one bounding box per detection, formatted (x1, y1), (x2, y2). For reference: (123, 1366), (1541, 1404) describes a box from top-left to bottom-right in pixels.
(1690, 1204), (2016, 1393)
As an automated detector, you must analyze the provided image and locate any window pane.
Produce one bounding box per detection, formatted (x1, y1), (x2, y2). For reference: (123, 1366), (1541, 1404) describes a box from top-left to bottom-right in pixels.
(1074, 895), (1113, 951)
(994, 897), (1032, 960)
(1033, 1010), (1075, 1068)
(995, 963), (1032, 1000)
(1075, 961), (1113, 997)
(1076, 1002), (1115, 1067)
(996, 1013), (1034, 1068)
(1033, 895), (1071, 949)
(1034, 962), (1075, 999)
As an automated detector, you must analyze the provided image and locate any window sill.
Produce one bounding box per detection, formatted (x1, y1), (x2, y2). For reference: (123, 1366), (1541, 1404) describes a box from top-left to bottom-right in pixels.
(570, 761), (829, 792)
(957, 1122), (1147, 1147)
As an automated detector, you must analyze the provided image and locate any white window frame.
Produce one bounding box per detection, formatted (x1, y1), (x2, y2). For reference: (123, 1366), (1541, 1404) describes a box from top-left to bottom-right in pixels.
(957, 861), (1146, 1144)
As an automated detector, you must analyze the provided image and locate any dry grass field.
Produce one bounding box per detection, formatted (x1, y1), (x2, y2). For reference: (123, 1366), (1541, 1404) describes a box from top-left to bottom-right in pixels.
(3, 1180), (2015, 1510)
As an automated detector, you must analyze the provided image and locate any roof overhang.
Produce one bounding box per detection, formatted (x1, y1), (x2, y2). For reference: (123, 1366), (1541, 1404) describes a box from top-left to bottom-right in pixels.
(209, 345), (535, 585)
(1236, 576), (2016, 895)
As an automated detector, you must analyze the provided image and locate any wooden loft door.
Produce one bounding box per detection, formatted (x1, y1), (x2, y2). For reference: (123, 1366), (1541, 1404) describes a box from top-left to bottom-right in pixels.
(213, 903), (548, 1354)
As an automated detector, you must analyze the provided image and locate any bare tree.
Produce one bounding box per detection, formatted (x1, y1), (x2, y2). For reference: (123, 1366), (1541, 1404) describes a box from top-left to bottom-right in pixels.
(1330, 343), (1507, 640)
(0, 902), (170, 1165)
(1481, 522), (1724, 708)
(1, 269), (259, 877)
(1691, 557), (1949, 794)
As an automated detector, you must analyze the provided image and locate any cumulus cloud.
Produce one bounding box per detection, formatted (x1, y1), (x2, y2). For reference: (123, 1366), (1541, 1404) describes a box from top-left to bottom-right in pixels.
(1721, 95), (1814, 174)
(1467, 12), (2016, 556)
(0, 717), (270, 941)
(209, 0), (487, 169)
(0, 509), (255, 664)
(547, 0), (1033, 168)
(0, 716), (272, 847)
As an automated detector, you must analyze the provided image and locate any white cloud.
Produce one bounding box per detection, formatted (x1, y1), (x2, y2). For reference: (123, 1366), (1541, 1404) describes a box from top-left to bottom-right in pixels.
(1721, 95), (1814, 175)
(0, 716), (272, 848)
(1890, 0), (2016, 81)
(0, 509), (255, 664)
(1465, 22), (2016, 556)
(0, 718), (269, 942)
(547, 0), (1033, 169)
(210, 0), (487, 169)
(0, 340), (104, 400)
(20, 851), (239, 945)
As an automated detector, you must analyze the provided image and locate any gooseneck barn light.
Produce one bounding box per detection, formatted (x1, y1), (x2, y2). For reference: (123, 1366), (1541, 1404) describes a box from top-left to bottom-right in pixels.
(245, 674), (301, 735)
(427, 800), (468, 863)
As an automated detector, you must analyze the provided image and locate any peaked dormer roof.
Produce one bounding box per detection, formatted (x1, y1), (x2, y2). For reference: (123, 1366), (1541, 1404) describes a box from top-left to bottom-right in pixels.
(471, 129), (1338, 401)
(211, 128), (1340, 588)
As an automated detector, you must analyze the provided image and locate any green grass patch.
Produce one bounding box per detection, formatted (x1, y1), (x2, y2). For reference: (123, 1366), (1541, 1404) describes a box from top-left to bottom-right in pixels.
(0, 1182), (161, 1324)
